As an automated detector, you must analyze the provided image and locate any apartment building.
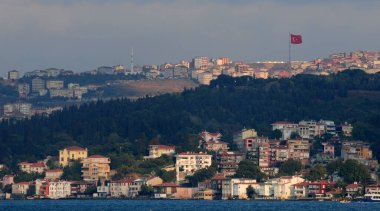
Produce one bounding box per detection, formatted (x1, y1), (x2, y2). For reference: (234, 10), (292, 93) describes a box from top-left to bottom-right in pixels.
(175, 152), (212, 182)
(81, 155), (111, 182)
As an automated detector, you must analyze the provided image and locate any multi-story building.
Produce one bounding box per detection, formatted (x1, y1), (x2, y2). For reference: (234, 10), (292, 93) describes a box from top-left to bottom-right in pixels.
(81, 155), (111, 182)
(221, 178), (258, 200)
(341, 141), (373, 161)
(322, 143), (335, 158)
(12, 182), (31, 195)
(46, 80), (64, 90)
(292, 180), (335, 198)
(340, 122), (353, 137)
(203, 140), (229, 152)
(18, 162), (46, 174)
(244, 137), (269, 164)
(216, 151), (245, 176)
(31, 77), (45, 93)
(175, 152), (212, 182)
(7, 70), (20, 80)
(233, 128), (257, 152)
(144, 145), (176, 159)
(128, 176), (163, 197)
(192, 56), (209, 70)
(18, 83), (30, 98)
(3, 103), (32, 116)
(70, 181), (91, 197)
(287, 139), (310, 164)
(110, 179), (134, 197)
(297, 120), (325, 139)
(47, 181), (72, 199)
(271, 122), (298, 140)
(258, 176), (305, 199)
(274, 145), (289, 163)
(259, 142), (270, 168)
(59, 146), (88, 167)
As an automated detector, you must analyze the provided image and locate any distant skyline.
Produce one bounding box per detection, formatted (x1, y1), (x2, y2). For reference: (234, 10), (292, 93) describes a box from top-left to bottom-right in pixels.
(0, 0), (379, 74)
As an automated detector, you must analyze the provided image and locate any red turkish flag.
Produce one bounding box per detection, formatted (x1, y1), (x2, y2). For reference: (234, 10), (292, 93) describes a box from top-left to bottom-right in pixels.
(290, 34), (302, 44)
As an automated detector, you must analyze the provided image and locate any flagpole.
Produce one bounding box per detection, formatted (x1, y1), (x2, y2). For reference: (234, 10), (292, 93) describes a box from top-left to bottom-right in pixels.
(289, 33), (291, 70)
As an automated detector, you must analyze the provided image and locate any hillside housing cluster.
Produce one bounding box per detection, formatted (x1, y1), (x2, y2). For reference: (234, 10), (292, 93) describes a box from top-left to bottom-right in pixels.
(0, 119), (379, 200)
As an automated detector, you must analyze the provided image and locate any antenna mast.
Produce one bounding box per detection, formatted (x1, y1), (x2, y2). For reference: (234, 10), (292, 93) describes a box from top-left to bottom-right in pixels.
(131, 47), (134, 73)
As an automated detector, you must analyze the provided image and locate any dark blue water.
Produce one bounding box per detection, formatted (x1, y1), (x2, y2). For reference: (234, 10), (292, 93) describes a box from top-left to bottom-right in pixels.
(0, 200), (379, 211)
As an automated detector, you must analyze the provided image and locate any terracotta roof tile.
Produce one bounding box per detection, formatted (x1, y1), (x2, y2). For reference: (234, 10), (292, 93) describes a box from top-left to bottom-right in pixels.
(66, 146), (86, 151)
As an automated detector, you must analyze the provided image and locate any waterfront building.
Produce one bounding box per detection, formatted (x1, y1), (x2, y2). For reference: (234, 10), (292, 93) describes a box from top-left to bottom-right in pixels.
(12, 182), (31, 195)
(47, 181), (72, 199)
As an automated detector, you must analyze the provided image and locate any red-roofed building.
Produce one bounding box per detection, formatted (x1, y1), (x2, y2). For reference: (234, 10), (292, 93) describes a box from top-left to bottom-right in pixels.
(293, 180), (335, 198)
(144, 145), (176, 159)
(346, 182), (363, 197)
(308, 180), (335, 197)
(18, 162), (46, 174)
(293, 181), (309, 198)
(365, 183), (380, 194)
(59, 146), (88, 167)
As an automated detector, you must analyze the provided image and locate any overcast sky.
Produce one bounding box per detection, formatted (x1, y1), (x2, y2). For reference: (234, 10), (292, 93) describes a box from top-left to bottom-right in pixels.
(0, 0), (379, 74)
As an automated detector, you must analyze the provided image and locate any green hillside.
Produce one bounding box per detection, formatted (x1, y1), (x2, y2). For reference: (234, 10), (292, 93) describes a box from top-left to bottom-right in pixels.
(1, 69), (380, 168)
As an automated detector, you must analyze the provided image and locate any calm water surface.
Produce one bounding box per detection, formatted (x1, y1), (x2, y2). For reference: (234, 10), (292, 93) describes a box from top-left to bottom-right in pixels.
(0, 200), (379, 211)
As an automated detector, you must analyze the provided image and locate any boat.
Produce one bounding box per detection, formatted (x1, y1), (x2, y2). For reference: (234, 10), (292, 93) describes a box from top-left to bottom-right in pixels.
(360, 191), (380, 203)
(339, 199), (350, 203)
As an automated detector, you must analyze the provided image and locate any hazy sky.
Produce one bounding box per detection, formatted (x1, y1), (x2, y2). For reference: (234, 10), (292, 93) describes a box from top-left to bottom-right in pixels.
(0, 0), (379, 74)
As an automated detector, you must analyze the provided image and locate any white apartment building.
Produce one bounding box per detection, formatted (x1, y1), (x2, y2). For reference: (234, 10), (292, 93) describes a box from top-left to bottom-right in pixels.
(48, 181), (72, 199)
(175, 152), (212, 182)
(110, 179), (134, 197)
(222, 178), (259, 200)
(258, 176), (304, 199)
(271, 122), (298, 140)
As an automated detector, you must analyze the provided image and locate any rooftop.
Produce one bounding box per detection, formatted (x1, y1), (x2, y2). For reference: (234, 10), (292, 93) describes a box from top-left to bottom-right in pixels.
(65, 146), (86, 151)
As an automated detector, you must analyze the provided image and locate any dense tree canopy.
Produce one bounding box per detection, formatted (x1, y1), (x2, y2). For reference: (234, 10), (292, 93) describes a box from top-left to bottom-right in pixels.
(1, 70), (380, 170)
(338, 159), (372, 184)
(278, 159), (303, 176)
(187, 166), (217, 187)
(234, 160), (266, 181)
